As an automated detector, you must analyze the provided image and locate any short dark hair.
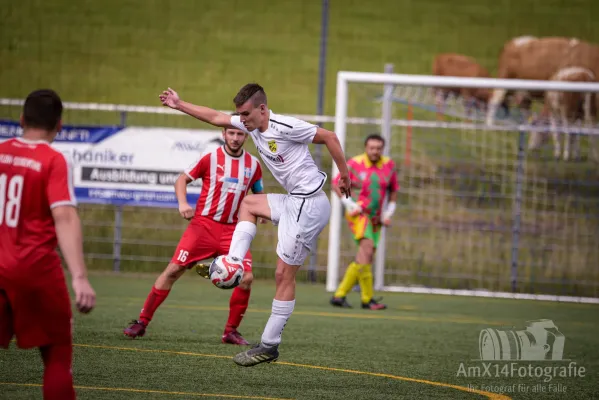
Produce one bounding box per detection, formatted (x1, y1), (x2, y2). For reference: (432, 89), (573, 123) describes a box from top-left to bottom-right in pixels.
(364, 133), (385, 147)
(23, 89), (63, 131)
(233, 83), (267, 108)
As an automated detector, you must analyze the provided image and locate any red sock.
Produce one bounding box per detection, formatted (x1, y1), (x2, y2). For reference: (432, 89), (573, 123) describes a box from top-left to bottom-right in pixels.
(139, 286), (170, 325)
(224, 286), (251, 334)
(40, 343), (75, 400)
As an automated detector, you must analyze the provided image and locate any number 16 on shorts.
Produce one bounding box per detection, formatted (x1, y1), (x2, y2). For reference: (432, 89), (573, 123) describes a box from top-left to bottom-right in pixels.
(177, 250), (189, 263)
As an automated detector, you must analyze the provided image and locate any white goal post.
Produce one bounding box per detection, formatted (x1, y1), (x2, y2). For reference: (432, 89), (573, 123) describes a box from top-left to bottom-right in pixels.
(326, 70), (599, 304)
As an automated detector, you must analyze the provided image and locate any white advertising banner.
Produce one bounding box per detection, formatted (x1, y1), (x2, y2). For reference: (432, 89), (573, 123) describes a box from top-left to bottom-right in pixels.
(0, 120), (223, 207)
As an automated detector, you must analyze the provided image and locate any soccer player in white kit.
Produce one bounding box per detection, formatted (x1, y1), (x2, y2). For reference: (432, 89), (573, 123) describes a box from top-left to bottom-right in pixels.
(159, 83), (351, 366)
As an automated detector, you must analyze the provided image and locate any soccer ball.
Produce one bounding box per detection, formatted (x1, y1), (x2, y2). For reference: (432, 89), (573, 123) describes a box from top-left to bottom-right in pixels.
(209, 256), (244, 289)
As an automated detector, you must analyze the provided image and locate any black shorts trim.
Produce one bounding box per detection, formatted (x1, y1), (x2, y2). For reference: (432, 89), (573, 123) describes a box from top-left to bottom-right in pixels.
(289, 171), (326, 197)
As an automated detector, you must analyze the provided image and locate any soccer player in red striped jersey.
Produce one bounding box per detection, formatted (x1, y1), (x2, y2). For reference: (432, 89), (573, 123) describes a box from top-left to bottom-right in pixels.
(124, 123), (264, 345)
(0, 89), (96, 400)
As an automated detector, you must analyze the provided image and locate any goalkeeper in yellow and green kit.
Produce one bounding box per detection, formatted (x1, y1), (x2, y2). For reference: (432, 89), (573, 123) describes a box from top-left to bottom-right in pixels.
(330, 134), (399, 310)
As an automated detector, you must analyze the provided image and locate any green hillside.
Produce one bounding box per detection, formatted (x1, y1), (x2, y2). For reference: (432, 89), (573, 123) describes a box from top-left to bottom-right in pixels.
(2, 0), (599, 114)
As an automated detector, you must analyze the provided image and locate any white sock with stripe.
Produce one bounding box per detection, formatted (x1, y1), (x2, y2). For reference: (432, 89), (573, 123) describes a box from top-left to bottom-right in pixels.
(261, 299), (295, 347)
(228, 221), (257, 261)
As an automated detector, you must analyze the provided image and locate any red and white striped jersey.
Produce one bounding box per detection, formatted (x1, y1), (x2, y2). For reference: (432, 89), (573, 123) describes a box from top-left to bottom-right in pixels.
(0, 138), (77, 274)
(185, 146), (263, 224)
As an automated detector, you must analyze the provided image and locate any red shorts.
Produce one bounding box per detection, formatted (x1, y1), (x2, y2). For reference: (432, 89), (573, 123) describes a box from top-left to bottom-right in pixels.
(0, 265), (72, 349)
(171, 217), (252, 272)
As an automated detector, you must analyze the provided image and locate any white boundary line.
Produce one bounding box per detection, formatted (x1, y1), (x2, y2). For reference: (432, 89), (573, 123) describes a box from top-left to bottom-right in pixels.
(383, 286), (599, 304)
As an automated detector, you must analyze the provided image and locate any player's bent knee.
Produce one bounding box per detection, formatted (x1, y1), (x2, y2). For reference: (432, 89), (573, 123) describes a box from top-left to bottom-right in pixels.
(165, 263), (187, 280)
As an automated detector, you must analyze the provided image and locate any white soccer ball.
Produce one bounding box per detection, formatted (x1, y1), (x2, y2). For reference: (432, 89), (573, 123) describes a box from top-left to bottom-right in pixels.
(209, 256), (244, 290)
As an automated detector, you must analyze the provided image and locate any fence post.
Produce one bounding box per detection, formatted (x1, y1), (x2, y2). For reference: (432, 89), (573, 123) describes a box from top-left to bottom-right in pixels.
(308, 0), (330, 283)
(113, 205), (123, 273)
(510, 130), (526, 292)
(120, 111), (127, 127)
(374, 63), (394, 291)
(314, 0), (329, 169)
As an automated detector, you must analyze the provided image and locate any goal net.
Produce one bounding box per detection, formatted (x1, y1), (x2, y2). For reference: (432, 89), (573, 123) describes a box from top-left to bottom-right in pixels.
(326, 71), (599, 303)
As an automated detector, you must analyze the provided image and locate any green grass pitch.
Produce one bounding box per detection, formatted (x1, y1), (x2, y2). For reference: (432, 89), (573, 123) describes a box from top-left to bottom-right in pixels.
(1, 274), (598, 399)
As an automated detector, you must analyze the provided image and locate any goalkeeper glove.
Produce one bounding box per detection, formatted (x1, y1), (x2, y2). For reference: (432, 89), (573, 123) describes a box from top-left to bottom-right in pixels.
(340, 196), (362, 216)
(382, 201), (397, 224)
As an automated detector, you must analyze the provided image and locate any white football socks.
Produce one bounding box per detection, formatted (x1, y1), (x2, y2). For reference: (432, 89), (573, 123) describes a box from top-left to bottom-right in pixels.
(228, 221), (257, 261)
(261, 299), (295, 347)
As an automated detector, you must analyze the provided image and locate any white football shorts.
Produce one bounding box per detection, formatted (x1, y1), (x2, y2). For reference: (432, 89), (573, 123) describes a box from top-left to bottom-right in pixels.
(267, 190), (331, 266)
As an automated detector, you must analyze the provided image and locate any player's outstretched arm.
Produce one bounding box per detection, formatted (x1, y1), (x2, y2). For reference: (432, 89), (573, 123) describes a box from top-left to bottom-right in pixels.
(159, 88), (234, 128)
(313, 127), (351, 198)
(175, 173), (194, 220)
(52, 206), (96, 314)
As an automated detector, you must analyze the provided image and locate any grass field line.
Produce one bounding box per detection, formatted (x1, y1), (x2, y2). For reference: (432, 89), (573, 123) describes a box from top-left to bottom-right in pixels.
(155, 303), (598, 328)
(0, 382), (292, 399)
(112, 296), (507, 326)
(71, 343), (511, 400)
(157, 302), (507, 326)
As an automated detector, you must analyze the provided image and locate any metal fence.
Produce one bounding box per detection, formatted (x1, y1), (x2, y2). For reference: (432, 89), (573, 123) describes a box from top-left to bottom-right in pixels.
(2, 85), (599, 298)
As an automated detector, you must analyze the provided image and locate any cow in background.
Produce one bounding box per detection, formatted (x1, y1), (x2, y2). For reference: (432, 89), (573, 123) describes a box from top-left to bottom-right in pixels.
(485, 36), (578, 126)
(529, 67), (598, 161)
(432, 53), (497, 118)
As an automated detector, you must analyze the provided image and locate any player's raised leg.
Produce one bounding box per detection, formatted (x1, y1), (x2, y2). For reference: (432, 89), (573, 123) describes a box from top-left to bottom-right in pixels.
(224, 194), (272, 264)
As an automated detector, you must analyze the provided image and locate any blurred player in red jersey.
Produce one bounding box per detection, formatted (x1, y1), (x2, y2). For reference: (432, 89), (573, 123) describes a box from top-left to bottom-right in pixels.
(0, 89), (96, 400)
(124, 122), (264, 345)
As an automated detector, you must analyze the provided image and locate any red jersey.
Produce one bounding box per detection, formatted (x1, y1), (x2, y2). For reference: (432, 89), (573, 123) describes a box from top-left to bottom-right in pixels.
(0, 138), (77, 274)
(184, 146), (262, 224)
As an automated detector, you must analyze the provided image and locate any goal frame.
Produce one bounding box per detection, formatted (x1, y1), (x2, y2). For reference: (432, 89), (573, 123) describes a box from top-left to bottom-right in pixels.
(326, 71), (599, 304)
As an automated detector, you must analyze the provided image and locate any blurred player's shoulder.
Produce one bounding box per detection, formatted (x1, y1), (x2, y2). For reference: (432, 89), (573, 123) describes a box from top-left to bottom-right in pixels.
(381, 155), (394, 166)
(349, 153), (367, 165)
(0, 137), (68, 169)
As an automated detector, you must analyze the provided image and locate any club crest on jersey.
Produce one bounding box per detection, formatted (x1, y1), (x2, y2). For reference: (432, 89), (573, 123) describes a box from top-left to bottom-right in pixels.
(244, 167), (252, 179)
(267, 140), (277, 153)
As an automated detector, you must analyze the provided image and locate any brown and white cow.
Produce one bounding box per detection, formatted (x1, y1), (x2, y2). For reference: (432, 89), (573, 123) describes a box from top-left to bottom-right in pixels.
(543, 67), (596, 161)
(485, 36), (578, 126)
